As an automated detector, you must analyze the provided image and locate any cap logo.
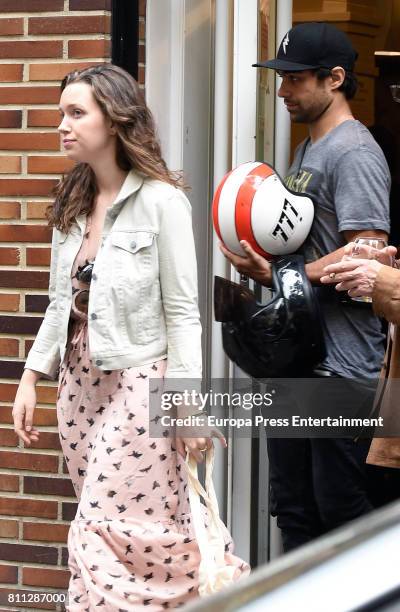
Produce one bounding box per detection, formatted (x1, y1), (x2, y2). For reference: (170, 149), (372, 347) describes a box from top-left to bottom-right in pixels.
(282, 33), (290, 54)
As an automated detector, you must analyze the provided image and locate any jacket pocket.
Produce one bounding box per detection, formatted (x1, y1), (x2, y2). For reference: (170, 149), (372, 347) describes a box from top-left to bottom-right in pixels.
(111, 230), (155, 254)
(110, 230), (159, 345)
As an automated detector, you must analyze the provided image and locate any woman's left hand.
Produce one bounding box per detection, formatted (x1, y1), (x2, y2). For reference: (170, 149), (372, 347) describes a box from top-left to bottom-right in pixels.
(321, 258), (383, 298)
(175, 431), (227, 464)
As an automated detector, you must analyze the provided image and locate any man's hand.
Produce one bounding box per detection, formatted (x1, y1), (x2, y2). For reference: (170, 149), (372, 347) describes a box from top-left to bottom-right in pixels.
(342, 242), (397, 266)
(219, 240), (272, 286)
(321, 258), (383, 298)
(320, 242), (397, 299)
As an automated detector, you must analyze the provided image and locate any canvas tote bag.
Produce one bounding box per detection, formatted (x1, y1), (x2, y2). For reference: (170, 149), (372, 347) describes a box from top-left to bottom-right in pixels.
(185, 446), (248, 596)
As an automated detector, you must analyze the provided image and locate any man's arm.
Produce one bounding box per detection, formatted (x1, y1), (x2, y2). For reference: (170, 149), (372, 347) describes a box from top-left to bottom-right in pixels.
(220, 229), (388, 286)
(305, 229), (388, 283)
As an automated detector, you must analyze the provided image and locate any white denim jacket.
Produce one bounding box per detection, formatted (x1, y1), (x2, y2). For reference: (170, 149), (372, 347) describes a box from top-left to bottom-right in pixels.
(24, 170), (202, 381)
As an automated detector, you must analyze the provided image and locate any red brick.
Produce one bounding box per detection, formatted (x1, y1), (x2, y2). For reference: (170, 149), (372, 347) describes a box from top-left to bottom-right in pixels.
(30, 407), (58, 426)
(0, 451), (58, 473)
(24, 476), (75, 497)
(0, 248), (19, 265)
(61, 502), (77, 521)
(68, 39), (111, 59)
(0, 406), (57, 427)
(0, 406), (58, 427)
(0, 201), (21, 219)
(0, 157), (21, 173)
(25, 339), (34, 356)
(0, 64), (23, 82)
(29, 431), (60, 451)
(61, 546), (68, 565)
(0, 317), (42, 336)
(138, 65), (145, 86)
(139, 20), (145, 39)
(0, 18), (23, 35)
(27, 109), (60, 128)
(26, 201), (50, 219)
(23, 567), (70, 589)
(28, 156), (74, 174)
(0, 518), (18, 538)
(0, 225), (51, 242)
(0, 543), (57, 564)
(29, 61), (103, 82)
(26, 248), (51, 267)
(0, 86), (59, 104)
(23, 522), (69, 543)
(139, 0), (146, 17)
(0, 430), (18, 449)
(0, 360), (24, 379)
(0, 338), (19, 356)
(0, 270), (49, 289)
(70, 0), (111, 9)
(0, 133), (59, 152)
(0, 41), (62, 59)
(0, 110), (22, 128)
(0, 406), (13, 424)
(0, 0), (63, 10)
(0, 294), (20, 311)
(0, 497), (58, 519)
(36, 386), (57, 405)
(0, 179), (57, 196)
(29, 15), (110, 35)
(26, 294), (49, 313)
(0, 564), (17, 583)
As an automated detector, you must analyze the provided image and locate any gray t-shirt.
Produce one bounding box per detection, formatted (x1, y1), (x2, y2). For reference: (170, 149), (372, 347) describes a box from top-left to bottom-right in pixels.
(285, 120), (391, 378)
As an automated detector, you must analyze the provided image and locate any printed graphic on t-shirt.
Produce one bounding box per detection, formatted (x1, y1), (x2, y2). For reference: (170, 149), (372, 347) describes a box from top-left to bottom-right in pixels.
(285, 169), (313, 194)
(284, 170), (321, 262)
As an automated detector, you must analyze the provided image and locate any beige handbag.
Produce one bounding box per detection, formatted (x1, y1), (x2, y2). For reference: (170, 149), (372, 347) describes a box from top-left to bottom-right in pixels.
(185, 446), (245, 596)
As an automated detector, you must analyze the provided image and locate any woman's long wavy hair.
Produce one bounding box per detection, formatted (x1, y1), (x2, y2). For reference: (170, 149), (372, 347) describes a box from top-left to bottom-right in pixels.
(47, 64), (184, 232)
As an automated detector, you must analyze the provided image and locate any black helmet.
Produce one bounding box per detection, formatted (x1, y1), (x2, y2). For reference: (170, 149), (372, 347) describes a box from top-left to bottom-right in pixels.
(214, 255), (326, 378)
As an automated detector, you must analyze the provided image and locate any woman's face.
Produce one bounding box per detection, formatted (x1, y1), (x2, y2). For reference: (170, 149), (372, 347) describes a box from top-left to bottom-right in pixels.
(58, 82), (116, 164)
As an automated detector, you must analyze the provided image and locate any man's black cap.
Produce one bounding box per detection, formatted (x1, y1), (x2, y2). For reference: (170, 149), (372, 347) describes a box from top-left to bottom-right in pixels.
(253, 22), (358, 72)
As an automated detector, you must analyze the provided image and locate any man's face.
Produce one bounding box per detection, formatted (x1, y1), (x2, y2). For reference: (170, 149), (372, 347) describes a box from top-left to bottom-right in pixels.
(277, 70), (332, 124)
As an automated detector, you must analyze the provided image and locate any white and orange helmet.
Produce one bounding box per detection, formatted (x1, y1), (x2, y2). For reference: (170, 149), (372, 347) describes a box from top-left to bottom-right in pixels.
(212, 161), (314, 259)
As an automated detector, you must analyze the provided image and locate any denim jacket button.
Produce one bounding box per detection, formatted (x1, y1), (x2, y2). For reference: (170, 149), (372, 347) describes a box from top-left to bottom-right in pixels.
(91, 313), (97, 320)
(130, 241), (137, 250)
(96, 359), (103, 366)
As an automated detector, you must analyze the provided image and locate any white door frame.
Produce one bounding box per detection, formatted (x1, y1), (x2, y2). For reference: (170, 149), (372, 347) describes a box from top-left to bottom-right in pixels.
(228, 0), (258, 565)
(145, 0), (214, 375)
(145, 0), (292, 566)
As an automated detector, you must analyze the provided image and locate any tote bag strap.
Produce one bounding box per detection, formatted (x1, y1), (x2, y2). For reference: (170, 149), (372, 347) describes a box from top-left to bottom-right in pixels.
(185, 447), (226, 567)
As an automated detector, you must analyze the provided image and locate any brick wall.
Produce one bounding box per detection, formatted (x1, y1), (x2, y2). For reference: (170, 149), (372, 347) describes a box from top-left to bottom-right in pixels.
(0, 1), (122, 609)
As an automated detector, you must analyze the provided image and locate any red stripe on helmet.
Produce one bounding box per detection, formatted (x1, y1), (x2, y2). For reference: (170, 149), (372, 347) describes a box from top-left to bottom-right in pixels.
(235, 164), (275, 258)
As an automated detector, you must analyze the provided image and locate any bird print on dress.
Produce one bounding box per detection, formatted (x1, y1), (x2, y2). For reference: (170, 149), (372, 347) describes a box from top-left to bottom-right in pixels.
(56, 219), (249, 611)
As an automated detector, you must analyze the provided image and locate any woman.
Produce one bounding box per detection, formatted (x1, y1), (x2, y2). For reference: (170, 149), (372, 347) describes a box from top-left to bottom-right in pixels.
(321, 243), (400, 470)
(12, 64), (248, 610)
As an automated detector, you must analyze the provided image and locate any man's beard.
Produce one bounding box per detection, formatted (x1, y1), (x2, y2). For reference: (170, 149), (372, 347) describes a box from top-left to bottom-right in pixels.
(288, 99), (333, 125)
(288, 107), (312, 123)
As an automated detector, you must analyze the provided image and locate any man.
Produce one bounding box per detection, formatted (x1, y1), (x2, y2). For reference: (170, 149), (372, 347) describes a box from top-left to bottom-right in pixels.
(221, 22), (391, 551)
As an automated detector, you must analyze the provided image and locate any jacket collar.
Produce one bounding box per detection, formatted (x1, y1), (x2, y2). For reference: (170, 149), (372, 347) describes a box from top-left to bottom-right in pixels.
(75, 169), (144, 231)
(112, 169), (144, 207)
